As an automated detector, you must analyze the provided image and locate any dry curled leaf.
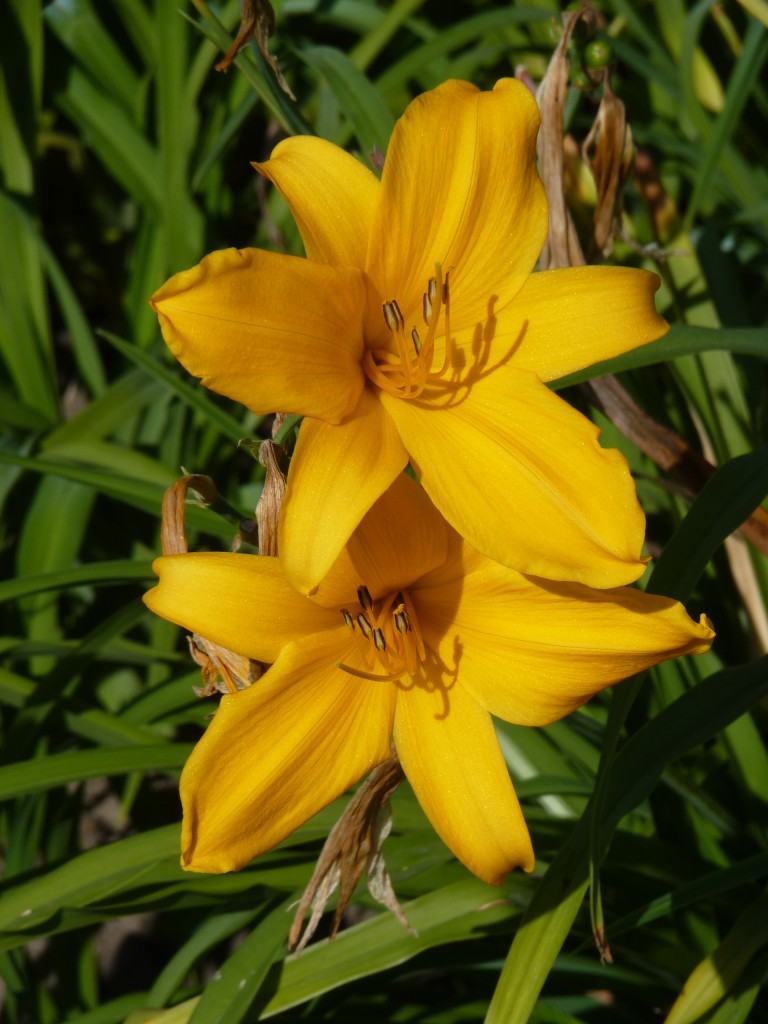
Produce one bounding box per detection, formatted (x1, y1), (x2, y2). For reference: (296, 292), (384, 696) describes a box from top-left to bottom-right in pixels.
(582, 76), (634, 258)
(215, 0), (296, 100)
(289, 754), (411, 953)
(536, 5), (590, 270)
(188, 635), (262, 697)
(160, 474), (262, 696)
(254, 416), (287, 557)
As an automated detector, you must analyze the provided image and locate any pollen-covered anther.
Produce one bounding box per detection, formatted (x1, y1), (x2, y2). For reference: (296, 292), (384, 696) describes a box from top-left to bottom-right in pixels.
(363, 263), (455, 400)
(357, 614), (373, 639)
(341, 609), (355, 631)
(357, 585), (373, 611)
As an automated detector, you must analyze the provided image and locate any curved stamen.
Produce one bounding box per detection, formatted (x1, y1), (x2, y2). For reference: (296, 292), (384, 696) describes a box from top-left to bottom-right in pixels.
(363, 264), (453, 400)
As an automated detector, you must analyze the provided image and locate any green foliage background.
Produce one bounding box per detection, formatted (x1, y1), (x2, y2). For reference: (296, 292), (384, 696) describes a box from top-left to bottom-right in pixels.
(1, 0), (767, 1021)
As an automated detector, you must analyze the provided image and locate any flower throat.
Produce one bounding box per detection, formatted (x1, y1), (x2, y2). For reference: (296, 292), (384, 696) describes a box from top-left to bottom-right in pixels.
(363, 264), (454, 400)
(337, 585), (426, 682)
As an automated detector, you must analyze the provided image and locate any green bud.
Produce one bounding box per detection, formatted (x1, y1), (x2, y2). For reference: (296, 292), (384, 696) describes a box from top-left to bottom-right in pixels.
(583, 37), (614, 70)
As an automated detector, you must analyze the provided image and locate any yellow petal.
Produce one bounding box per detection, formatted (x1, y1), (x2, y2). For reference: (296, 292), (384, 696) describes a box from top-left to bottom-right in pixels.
(181, 635), (396, 872)
(393, 679), (534, 884)
(381, 368), (647, 588)
(255, 136), (379, 267)
(420, 544), (715, 726)
(367, 78), (547, 334)
(485, 266), (669, 382)
(313, 473), (448, 609)
(150, 248), (366, 423)
(279, 390), (408, 596)
(143, 553), (337, 664)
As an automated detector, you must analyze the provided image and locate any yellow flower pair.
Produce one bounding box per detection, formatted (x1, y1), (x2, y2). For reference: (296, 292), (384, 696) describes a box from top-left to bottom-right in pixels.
(146, 79), (713, 885)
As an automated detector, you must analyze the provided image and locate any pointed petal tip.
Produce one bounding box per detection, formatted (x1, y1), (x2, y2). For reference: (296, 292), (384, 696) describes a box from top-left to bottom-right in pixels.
(479, 845), (536, 887)
(180, 841), (246, 875)
(696, 613), (716, 648)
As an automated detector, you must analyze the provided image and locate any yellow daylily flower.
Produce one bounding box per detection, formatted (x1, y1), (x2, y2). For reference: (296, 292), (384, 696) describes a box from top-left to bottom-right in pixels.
(151, 78), (668, 595)
(144, 476), (713, 886)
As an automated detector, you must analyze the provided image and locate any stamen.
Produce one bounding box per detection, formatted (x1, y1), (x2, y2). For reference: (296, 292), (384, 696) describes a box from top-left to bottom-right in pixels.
(365, 263), (454, 402)
(394, 604), (411, 634)
(382, 301), (399, 333)
(382, 300), (405, 333)
(335, 661), (401, 682)
(422, 290), (433, 325)
(432, 271), (454, 379)
(338, 585), (426, 683)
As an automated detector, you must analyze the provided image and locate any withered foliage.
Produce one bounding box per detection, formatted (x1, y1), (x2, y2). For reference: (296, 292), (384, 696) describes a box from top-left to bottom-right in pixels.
(214, 0), (296, 100)
(534, 3), (768, 556)
(289, 755), (411, 954)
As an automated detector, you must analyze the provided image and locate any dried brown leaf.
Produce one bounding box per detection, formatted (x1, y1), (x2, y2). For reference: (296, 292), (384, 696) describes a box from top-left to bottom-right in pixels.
(289, 755), (411, 953)
(215, 0), (296, 101)
(160, 474), (264, 695)
(582, 76), (634, 257)
(255, 428), (287, 557)
(536, 7), (589, 269)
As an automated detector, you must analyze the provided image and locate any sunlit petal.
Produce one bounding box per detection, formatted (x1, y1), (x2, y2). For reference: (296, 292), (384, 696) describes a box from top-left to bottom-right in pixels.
(255, 136), (379, 267)
(279, 390), (408, 597)
(367, 78), (547, 332)
(469, 266), (668, 382)
(394, 678), (534, 884)
(151, 248), (366, 423)
(144, 553), (337, 664)
(420, 543), (715, 726)
(382, 368), (647, 588)
(181, 634), (396, 872)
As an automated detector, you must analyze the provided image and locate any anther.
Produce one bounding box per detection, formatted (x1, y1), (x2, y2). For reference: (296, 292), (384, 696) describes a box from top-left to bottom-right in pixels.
(383, 302), (399, 332)
(357, 585), (373, 611)
(357, 614), (373, 639)
(442, 272), (450, 303)
(382, 300), (405, 333)
(393, 604), (411, 634)
(341, 609), (355, 631)
(422, 291), (433, 325)
(373, 628), (387, 652)
(411, 328), (422, 355)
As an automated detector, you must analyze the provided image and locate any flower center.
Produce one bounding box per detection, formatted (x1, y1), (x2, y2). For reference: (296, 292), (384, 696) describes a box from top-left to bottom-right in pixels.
(363, 264), (454, 400)
(337, 585), (426, 682)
